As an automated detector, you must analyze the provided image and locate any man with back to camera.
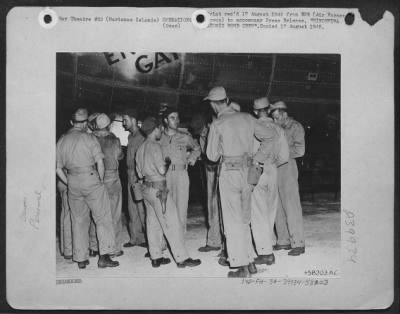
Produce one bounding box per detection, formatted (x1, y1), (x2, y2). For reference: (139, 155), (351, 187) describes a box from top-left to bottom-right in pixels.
(91, 113), (125, 257)
(122, 109), (147, 249)
(205, 87), (277, 277)
(56, 108), (119, 269)
(251, 97), (289, 265)
(269, 101), (306, 256)
(136, 116), (202, 268)
(159, 106), (201, 233)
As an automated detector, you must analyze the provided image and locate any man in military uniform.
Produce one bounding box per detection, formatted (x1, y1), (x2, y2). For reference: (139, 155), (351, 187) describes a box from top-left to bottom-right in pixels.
(56, 108), (119, 269)
(251, 97), (289, 265)
(270, 101), (306, 256)
(205, 87), (276, 277)
(136, 117), (202, 268)
(122, 109), (147, 248)
(190, 113), (222, 252)
(91, 113), (125, 257)
(160, 107), (201, 232)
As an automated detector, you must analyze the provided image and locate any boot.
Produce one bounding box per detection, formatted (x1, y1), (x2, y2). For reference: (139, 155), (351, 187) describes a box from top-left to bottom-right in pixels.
(98, 254), (120, 268)
(227, 266), (250, 278)
(151, 257), (171, 268)
(77, 260), (89, 269)
(254, 254), (275, 265)
(288, 247), (305, 256)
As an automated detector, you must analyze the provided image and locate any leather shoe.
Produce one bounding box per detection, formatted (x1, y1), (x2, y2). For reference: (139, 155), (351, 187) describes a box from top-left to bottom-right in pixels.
(123, 242), (136, 248)
(177, 258), (201, 268)
(151, 257), (171, 268)
(98, 254), (120, 268)
(110, 250), (124, 258)
(64, 255), (73, 260)
(77, 260), (89, 269)
(89, 249), (99, 257)
(198, 245), (221, 252)
(137, 242), (147, 248)
(288, 247), (305, 256)
(254, 254), (275, 265)
(228, 266), (250, 278)
(218, 256), (230, 267)
(248, 262), (257, 274)
(273, 244), (291, 251)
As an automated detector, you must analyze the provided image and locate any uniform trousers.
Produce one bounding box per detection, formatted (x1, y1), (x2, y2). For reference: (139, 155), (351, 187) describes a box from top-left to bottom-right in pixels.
(127, 169), (146, 245)
(67, 172), (115, 262)
(58, 182), (72, 257)
(166, 170), (189, 232)
(143, 186), (189, 263)
(205, 164), (222, 247)
(251, 163), (278, 255)
(274, 158), (305, 248)
(219, 166), (254, 267)
(88, 170), (123, 253)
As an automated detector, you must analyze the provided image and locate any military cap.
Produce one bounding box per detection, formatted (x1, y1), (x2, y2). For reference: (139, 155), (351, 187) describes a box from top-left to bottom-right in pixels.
(203, 86), (227, 101)
(72, 108), (88, 122)
(96, 113), (111, 129)
(253, 97), (270, 110)
(270, 101), (287, 110)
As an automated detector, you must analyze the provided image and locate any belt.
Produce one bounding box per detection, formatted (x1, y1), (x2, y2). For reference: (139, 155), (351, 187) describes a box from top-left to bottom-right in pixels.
(67, 166), (96, 175)
(170, 164), (188, 171)
(144, 180), (167, 190)
(222, 155), (252, 169)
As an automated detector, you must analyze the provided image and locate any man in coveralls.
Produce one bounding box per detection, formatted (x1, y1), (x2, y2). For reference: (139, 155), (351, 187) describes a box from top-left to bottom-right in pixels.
(205, 87), (276, 278)
(160, 107), (201, 232)
(251, 97), (289, 265)
(56, 108), (119, 269)
(190, 113), (222, 252)
(91, 113), (125, 257)
(136, 117), (202, 268)
(122, 109), (147, 248)
(270, 101), (306, 256)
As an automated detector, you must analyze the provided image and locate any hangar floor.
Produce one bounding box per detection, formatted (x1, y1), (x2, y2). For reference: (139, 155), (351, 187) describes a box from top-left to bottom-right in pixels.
(56, 193), (341, 279)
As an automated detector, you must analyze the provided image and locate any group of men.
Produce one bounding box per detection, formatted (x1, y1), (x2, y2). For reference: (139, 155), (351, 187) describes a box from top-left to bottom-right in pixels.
(56, 85), (305, 278)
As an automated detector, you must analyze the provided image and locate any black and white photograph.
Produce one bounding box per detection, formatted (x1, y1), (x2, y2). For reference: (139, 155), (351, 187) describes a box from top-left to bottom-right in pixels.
(56, 52), (341, 278)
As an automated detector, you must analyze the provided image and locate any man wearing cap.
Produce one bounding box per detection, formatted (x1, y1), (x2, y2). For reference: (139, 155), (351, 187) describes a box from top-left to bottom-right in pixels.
(251, 97), (289, 266)
(56, 108), (119, 269)
(205, 87), (277, 277)
(90, 113), (125, 257)
(136, 117), (202, 268)
(190, 113), (222, 252)
(269, 101), (306, 256)
(122, 109), (147, 248)
(160, 107), (201, 232)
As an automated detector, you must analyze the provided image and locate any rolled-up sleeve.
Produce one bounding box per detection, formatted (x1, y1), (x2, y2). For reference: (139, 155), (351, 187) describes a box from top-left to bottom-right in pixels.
(289, 122), (305, 158)
(206, 122), (222, 162)
(253, 120), (276, 163)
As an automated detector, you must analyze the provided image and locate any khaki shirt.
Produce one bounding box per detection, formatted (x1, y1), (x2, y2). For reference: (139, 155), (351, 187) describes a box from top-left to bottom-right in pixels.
(252, 116), (282, 163)
(93, 130), (124, 170)
(282, 117), (305, 159)
(56, 127), (104, 170)
(160, 130), (201, 166)
(126, 130), (145, 170)
(136, 138), (166, 182)
(206, 106), (276, 164)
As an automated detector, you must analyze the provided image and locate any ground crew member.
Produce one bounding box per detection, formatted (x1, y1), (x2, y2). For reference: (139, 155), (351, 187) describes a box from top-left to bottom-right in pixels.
(136, 117), (202, 268)
(91, 113), (124, 257)
(57, 179), (72, 260)
(205, 87), (276, 278)
(160, 107), (201, 232)
(251, 97), (289, 266)
(56, 108), (119, 269)
(122, 109), (147, 248)
(190, 113), (222, 252)
(270, 101), (306, 256)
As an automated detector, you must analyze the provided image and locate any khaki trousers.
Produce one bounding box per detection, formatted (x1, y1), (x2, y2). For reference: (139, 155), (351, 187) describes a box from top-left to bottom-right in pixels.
(166, 170), (189, 232)
(58, 184), (72, 257)
(143, 187), (189, 263)
(205, 166), (222, 247)
(219, 167), (254, 267)
(251, 164), (278, 255)
(274, 159), (305, 248)
(127, 169), (146, 245)
(68, 172), (115, 262)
